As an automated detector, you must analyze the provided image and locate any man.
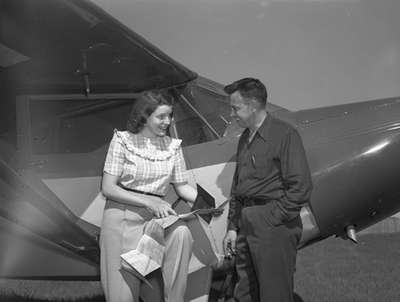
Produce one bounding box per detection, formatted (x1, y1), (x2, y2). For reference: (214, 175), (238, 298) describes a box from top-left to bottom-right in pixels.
(222, 78), (312, 302)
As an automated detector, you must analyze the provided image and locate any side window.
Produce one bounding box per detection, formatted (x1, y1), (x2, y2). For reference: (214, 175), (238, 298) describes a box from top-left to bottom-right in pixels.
(29, 99), (133, 154)
(173, 83), (231, 147)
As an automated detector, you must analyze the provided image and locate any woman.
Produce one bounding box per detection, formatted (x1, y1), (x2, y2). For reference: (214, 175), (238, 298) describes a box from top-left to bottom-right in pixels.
(100, 91), (197, 302)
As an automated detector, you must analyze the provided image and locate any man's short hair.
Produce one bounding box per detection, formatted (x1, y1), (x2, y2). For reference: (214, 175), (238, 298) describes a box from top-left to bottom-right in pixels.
(224, 77), (268, 106)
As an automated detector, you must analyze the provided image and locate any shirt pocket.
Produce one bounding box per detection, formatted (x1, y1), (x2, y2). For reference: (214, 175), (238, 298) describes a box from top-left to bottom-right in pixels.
(252, 149), (275, 179)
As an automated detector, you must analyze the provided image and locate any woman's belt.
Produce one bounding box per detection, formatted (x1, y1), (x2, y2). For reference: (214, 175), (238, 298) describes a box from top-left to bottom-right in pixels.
(121, 186), (163, 198)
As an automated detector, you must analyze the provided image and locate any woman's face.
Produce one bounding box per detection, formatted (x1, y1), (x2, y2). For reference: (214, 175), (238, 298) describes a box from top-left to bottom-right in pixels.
(142, 104), (173, 137)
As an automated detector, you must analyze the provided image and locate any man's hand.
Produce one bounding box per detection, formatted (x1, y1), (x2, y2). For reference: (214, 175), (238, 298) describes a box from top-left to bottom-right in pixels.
(211, 207), (224, 217)
(223, 230), (237, 258)
(145, 197), (177, 218)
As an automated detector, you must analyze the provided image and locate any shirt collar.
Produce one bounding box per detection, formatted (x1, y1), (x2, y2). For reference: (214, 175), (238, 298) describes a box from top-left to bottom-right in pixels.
(252, 113), (271, 142)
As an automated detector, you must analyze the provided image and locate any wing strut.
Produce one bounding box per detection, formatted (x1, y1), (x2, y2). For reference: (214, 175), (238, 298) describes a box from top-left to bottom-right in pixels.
(178, 93), (221, 139)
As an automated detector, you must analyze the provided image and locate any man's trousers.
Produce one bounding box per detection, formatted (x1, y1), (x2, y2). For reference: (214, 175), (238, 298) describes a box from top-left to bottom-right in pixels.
(234, 205), (302, 302)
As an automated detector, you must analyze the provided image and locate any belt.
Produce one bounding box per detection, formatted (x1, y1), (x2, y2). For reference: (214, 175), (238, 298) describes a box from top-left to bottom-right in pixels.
(121, 186), (163, 198)
(237, 196), (271, 207)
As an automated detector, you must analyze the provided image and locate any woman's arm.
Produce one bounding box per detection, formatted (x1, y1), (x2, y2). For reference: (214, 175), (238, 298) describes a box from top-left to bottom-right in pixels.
(102, 172), (176, 218)
(174, 183), (198, 206)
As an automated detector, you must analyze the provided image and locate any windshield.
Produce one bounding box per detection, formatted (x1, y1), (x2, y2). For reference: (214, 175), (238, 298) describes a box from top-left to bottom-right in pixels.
(173, 79), (237, 147)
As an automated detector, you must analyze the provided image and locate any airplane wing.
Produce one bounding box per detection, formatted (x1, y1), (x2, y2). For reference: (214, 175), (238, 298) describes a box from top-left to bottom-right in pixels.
(0, 0), (197, 277)
(0, 0), (197, 95)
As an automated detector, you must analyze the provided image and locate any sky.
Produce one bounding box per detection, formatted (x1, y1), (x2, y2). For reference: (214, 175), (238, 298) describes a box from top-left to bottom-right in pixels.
(93, 0), (400, 110)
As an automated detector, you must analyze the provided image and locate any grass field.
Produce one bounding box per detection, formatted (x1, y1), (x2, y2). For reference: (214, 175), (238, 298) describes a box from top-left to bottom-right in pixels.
(0, 280), (103, 302)
(295, 233), (400, 302)
(1, 233), (400, 302)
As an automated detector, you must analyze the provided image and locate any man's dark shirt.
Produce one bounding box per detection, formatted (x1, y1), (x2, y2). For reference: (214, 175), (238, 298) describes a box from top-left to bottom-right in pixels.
(227, 114), (313, 230)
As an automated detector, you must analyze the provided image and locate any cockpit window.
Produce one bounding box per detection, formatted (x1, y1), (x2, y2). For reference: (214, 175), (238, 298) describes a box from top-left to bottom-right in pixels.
(29, 98), (132, 154)
(26, 82), (235, 155)
(173, 81), (232, 147)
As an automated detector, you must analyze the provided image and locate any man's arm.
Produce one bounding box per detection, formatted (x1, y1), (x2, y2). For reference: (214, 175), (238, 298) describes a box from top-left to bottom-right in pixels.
(227, 162), (241, 231)
(224, 165), (240, 256)
(270, 127), (313, 224)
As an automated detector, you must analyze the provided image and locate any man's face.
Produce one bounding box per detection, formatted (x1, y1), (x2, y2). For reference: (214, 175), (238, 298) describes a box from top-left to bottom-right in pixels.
(230, 91), (254, 128)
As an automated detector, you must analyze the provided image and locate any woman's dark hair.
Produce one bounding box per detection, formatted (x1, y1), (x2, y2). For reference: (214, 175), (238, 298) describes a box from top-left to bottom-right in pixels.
(127, 91), (173, 134)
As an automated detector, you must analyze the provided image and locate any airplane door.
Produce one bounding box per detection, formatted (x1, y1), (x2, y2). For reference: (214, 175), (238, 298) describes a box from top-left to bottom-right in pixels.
(2, 93), (138, 278)
(15, 94), (140, 228)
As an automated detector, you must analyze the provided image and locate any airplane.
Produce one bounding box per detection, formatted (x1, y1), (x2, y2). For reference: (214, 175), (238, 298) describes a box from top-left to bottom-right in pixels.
(1, 0), (400, 301)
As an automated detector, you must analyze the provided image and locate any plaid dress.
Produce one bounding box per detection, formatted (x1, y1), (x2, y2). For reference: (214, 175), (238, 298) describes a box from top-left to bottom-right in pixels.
(100, 130), (192, 302)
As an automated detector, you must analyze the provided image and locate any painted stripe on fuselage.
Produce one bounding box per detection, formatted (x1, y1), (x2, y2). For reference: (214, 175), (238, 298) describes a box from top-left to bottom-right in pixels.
(183, 136), (238, 170)
(42, 176), (104, 227)
(43, 162), (236, 252)
(42, 161), (236, 302)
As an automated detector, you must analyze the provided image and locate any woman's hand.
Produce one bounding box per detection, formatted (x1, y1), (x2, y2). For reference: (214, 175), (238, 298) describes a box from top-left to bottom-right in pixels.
(145, 197), (177, 218)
